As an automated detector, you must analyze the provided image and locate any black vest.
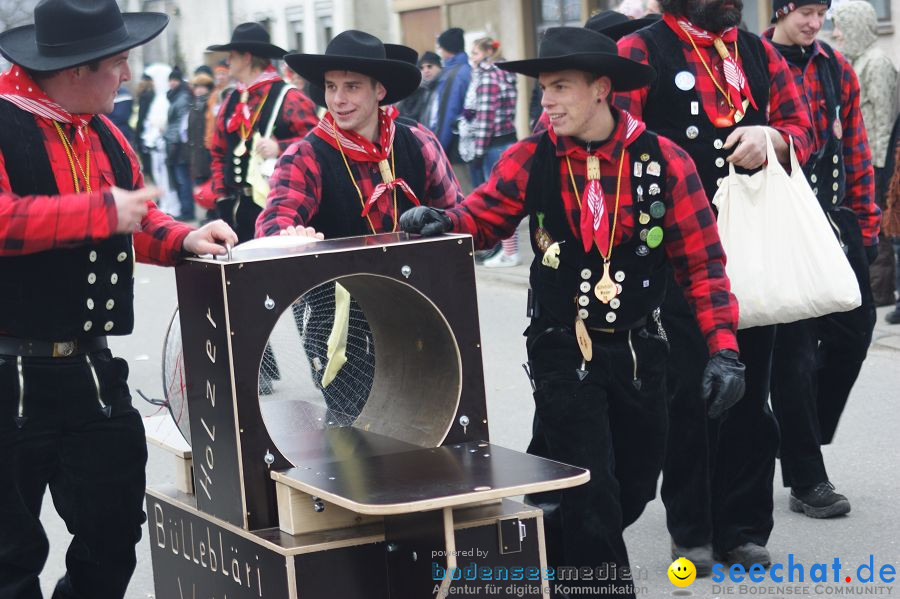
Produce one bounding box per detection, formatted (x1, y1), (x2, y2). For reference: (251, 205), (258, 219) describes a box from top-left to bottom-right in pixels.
(638, 21), (770, 201)
(0, 101), (137, 340)
(525, 131), (669, 330)
(307, 120), (427, 237)
(801, 42), (846, 211)
(221, 80), (290, 191)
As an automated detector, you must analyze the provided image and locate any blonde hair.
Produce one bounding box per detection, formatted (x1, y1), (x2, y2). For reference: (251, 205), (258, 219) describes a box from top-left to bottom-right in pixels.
(472, 37), (503, 61)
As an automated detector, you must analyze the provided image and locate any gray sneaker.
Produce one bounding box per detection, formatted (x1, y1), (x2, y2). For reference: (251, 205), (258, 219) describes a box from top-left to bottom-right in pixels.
(671, 540), (713, 577)
(719, 543), (771, 569)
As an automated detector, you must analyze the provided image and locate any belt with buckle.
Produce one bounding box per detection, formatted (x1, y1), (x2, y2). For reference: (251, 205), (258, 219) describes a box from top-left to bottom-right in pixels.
(589, 316), (648, 336)
(0, 336), (108, 358)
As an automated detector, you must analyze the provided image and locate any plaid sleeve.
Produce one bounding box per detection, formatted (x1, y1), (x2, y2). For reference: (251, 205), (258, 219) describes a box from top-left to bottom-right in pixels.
(409, 124), (464, 209)
(134, 201), (193, 265)
(835, 51), (880, 245)
(471, 69), (499, 158)
(761, 38), (814, 166)
(255, 139), (322, 237)
(614, 34), (652, 119)
(209, 89), (233, 197)
(446, 137), (535, 249)
(275, 88), (320, 152)
(659, 136), (739, 354)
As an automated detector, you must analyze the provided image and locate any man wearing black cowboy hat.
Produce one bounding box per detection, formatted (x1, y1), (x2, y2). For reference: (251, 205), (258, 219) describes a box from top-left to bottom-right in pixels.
(257, 30), (463, 239)
(208, 22), (318, 243)
(400, 26), (745, 598)
(0, 1), (238, 597)
(616, 0), (814, 572)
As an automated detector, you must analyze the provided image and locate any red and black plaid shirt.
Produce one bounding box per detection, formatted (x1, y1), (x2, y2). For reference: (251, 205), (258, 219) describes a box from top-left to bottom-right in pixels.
(257, 121), (463, 236)
(762, 31), (879, 245)
(210, 83), (318, 197)
(616, 26), (814, 166)
(448, 107), (739, 354)
(0, 113), (191, 264)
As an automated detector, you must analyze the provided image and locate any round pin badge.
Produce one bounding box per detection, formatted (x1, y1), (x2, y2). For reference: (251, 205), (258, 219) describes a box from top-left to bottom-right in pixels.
(646, 226), (664, 249)
(649, 200), (666, 219)
(686, 126), (699, 140)
(636, 244), (650, 257)
(675, 71), (695, 91)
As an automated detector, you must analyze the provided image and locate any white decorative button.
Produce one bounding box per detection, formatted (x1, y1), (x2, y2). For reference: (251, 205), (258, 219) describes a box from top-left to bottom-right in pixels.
(83, 321), (93, 331)
(580, 282), (591, 293)
(87, 273), (96, 284)
(105, 299), (115, 310)
(580, 269), (592, 280)
(578, 295), (590, 307)
(832, 182), (839, 191)
(104, 321), (114, 331)
(117, 252), (127, 262)
(810, 174), (817, 183)
(610, 298), (621, 309)
(715, 157), (725, 168)
(833, 169), (839, 178)
(110, 273), (119, 284)
(813, 187), (818, 195)
(89, 251), (97, 262)
(716, 177), (723, 187)
(86, 298), (94, 310)
(833, 195), (839, 204)
(605, 312), (617, 323)
(578, 308), (589, 320)
(616, 283), (623, 294)
(235, 175), (243, 183)
(713, 139), (724, 149)
(833, 155), (839, 164)
(235, 167), (242, 174)
(614, 271), (625, 282)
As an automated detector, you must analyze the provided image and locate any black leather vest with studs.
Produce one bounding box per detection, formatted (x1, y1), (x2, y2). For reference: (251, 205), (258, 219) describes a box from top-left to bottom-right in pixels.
(221, 80), (289, 191)
(307, 119), (427, 237)
(0, 100), (136, 340)
(801, 41), (847, 211)
(637, 21), (770, 201)
(524, 130), (669, 330)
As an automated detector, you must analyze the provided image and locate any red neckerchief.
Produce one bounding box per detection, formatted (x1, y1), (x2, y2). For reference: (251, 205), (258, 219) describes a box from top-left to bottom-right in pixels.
(663, 13), (758, 119)
(0, 65), (93, 155)
(311, 105), (422, 217)
(548, 110), (645, 253)
(225, 66), (283, 133)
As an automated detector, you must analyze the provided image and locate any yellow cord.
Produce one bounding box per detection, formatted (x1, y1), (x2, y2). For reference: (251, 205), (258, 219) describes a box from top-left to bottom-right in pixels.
(332, 127), (399, 233)
(680, 25), (740, 109)
(53, 121), (91, 193)
(565, 150), (626, 262)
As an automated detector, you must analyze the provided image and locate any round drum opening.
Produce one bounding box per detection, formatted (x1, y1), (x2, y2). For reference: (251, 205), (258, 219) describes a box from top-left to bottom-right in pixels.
(257, 274), (462, 461)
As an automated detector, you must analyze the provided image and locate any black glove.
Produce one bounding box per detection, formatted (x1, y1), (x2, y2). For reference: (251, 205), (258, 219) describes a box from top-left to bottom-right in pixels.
(399, 206), (452, 237)
(703, 349), (746, 419)
(865, 243), (878, 265)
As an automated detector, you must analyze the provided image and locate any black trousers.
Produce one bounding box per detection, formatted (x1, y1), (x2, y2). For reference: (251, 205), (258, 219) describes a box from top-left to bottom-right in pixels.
(216, 192), (262, 244)
(526, 321), (668, 598)
(771, 210), (876, 487)
(0, 350), (147, 599)
(660, 276), (779, 553)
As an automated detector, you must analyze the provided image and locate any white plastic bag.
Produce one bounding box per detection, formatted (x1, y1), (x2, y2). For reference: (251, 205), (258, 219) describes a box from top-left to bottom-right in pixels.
(711, 132), (861, 329)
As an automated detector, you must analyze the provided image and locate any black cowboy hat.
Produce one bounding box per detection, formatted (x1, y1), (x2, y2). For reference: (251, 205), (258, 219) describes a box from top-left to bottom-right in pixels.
(207, 22), (287, 60)
(0, 0), (167, 72)
(584, 10), (661, 40)
(285, 31), (421, 106)
(499, 27), (655, 91)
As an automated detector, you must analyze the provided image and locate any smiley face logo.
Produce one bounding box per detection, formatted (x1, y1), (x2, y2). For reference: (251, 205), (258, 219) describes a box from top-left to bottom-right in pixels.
(668, 557), (696, 587)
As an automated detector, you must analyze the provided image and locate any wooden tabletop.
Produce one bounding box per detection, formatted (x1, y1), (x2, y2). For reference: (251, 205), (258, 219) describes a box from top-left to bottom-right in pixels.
(271, 439), (589, 515)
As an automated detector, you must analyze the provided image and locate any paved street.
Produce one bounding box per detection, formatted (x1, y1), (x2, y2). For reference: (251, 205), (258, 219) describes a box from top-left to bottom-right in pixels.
(37, 233), (900, 598)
